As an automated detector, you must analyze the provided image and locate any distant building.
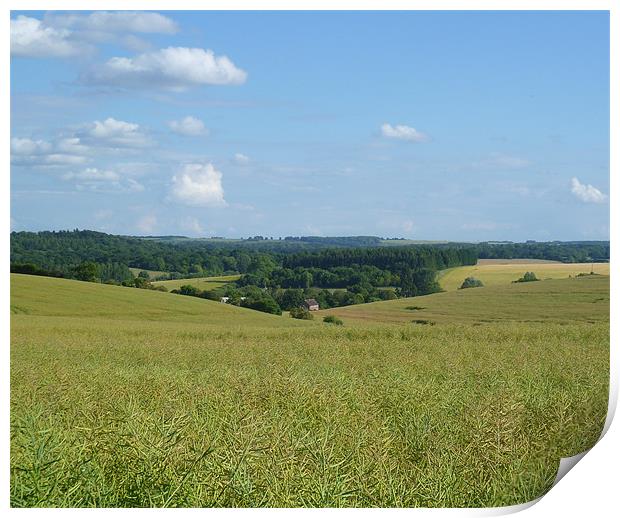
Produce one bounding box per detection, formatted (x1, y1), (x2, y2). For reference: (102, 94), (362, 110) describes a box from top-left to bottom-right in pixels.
(220, 296), (229, 303)
(303, 298), (320, 311)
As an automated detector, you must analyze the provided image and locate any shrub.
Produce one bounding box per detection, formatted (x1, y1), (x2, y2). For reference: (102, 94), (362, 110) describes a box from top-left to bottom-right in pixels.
(289, 306), (314, 320)
(411, 319), (434, 325)
(513, 272), (539, 283)
(460, 277), (484, 289)
(323, 315), (343, 325)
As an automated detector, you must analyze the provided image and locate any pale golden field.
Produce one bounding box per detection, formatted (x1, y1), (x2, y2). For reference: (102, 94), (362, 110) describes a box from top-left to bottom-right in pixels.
(438, 261), (609, 291)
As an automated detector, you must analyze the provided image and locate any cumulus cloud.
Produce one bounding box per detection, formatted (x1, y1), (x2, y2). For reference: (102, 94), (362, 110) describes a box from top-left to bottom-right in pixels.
(169, 116), (208, 136)
(381, 123), (427, 142)
(12, 119), (152, 168)
(82, 47), (247, 90)
(571, 177), (607, 204)
(45, 11), (178, 34)
(86, 118), (151, 148)
(10, 15), (87, 58)
(170, 163), (227, 207)
(233, 153), (250, 165)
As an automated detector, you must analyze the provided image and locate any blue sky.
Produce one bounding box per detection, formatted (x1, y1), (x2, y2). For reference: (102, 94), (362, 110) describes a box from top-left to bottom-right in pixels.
(10, 10), (609, 240)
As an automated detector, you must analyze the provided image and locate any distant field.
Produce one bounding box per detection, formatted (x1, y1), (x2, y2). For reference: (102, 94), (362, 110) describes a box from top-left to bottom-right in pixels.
(128, 268), (167, 279)
(10, 274), (609, 507)
(318, 276), (609, 326)
(438, 261), (609, 291)
(477, 258), (562, 265)
(151, 274), (241, 292)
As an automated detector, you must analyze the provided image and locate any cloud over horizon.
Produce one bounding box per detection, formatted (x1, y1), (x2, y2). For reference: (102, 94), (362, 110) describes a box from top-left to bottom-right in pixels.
(170, 163), (227, 207)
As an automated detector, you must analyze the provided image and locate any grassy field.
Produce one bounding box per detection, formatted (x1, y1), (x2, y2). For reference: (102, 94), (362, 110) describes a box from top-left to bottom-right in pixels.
(438, 261), (610, 292)
(151, 274), (241, 292)
(128, 268), (168, 280)
(10, 273), (609, 507)
(318, 276), (609, 327)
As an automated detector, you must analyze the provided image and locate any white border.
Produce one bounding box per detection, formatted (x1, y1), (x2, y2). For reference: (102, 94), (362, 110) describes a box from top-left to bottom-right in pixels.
(3, 1), (616, 516)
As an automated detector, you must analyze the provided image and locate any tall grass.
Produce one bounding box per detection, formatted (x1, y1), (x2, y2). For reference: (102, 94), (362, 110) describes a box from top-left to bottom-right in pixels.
(11, 316), (608, 507)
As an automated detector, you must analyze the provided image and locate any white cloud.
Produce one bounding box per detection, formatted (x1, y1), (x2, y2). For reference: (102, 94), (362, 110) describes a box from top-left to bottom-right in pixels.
(61, 167), (146, 193)
(169, 116), (208, 136)
(381, 123), (427, 142)
(571, 177), (607, 204)
(233, 153), (250, 165)
(10, 137), (52, 155)
(46, 11), (178, 34)
(136, 214), (157, 233)
(11, 137), (89, 166)
(87, 118), (151, 148)
(82, 47), (247, 90)
(11, 16), (87, 58)
(56, 137), (89, 155)
(170, 163), (227, 207)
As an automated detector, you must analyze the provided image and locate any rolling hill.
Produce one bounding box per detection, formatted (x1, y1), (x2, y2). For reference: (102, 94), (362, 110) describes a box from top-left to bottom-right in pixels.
(318, 275), (609, 326)
(437, 261), (609, 291)
(10, 273), (308, 328)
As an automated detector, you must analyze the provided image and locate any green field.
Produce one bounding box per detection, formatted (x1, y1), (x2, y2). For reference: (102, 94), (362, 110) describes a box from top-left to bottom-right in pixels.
(128, 268), (168, 280)
(151, 274), (241, 292)
(438, 261), (610, 292)
(10, 273), (609, 507)
(318, 275), (609, 326)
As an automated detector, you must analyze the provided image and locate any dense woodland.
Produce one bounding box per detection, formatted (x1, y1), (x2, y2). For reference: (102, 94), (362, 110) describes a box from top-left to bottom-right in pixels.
(11, 230), (610, 315)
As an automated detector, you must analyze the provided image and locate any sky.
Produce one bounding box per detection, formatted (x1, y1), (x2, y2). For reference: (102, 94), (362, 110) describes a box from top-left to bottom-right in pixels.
(10, 10), (610, 241)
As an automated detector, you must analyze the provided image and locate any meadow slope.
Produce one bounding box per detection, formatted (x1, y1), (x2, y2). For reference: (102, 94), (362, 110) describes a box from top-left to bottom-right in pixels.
(10, 274), (609, 508)
(438, 262), (609, 291)
(151, 274), (240, 292)
(317, 276), (609, 326)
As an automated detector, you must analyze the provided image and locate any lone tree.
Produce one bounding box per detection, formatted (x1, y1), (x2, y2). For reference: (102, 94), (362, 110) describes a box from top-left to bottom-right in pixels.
(514, 272), (539, 283)
(460, 277), (484, 289)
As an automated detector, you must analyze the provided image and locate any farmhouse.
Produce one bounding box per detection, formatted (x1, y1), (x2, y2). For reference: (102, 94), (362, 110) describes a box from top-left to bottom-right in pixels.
(303, 298), (320, 311)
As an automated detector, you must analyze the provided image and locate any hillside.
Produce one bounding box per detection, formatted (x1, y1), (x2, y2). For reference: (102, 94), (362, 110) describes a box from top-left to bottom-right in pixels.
(10, 274), (309, 328)
(317, 275), (609, 326)
(438, 261), (610, 292)
(151, 274), (240, 292)
(10, 272), (609, 507)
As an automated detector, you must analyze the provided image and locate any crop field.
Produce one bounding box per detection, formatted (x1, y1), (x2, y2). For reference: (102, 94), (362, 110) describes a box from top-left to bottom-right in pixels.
(151, 275), (241, 292)
(10, 273), (609, 507)
(128, 268), (168, 280)
(318, 275), (609, 327)
(438, 261), (610, 292)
